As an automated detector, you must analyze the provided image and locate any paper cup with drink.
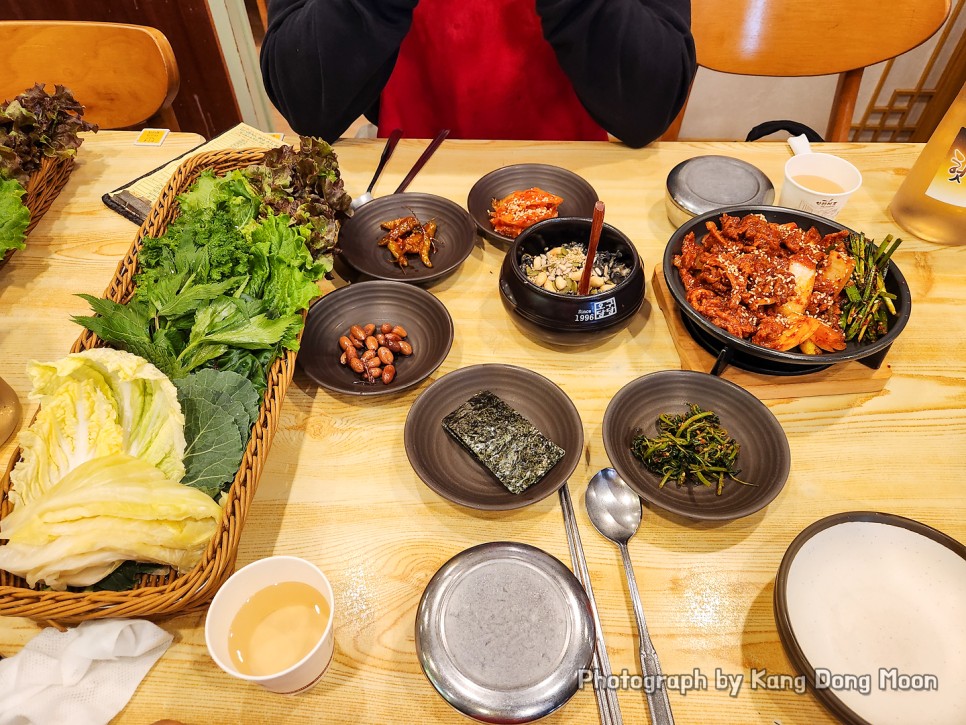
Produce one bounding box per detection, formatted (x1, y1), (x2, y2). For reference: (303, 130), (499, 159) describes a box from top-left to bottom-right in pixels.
(779, 143), (862, 219)
(205, 556), (335, 695)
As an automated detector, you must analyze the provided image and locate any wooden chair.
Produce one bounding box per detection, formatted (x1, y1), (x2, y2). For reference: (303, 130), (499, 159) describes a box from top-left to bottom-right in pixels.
(664, 0), (951, 141)
(0, 21), (180, 130)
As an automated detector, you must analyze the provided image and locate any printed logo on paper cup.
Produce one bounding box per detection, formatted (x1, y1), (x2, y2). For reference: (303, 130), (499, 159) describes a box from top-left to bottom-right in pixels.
(799, 198), (841, 219)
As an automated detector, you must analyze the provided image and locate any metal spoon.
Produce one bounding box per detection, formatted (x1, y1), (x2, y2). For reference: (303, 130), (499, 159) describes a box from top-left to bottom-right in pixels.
(585, 468), (675, 725)
(350, 128), (402, 210)
(0, 375), (21, 447)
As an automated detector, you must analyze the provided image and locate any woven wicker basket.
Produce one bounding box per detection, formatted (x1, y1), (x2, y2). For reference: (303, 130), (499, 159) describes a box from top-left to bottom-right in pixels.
(0, 154), (75, 266)
(0, 148), (296, 623)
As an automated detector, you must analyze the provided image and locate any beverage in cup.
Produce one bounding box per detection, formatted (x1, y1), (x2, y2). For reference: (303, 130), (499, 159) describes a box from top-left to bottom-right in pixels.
(205, 556), (335, 695)
(779, 152), (862, 219)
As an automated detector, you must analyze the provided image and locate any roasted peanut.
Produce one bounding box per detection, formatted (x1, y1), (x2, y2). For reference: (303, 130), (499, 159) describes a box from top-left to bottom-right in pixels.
(340, 321), (412, 385)
(381, 365), (396, 384)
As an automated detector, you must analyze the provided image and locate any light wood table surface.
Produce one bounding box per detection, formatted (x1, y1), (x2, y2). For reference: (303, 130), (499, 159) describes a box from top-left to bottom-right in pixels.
(1, 132), (965, 725)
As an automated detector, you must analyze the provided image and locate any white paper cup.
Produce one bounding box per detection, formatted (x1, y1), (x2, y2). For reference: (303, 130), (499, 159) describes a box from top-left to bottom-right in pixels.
(205, 556), (335, 695)
(779, 152), (862, 219)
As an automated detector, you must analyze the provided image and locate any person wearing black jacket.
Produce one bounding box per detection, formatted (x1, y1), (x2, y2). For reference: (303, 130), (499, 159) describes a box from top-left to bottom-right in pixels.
(260, 0), (696, 148)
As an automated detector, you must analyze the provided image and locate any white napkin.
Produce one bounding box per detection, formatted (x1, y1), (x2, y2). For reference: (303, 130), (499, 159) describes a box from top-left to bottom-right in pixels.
(0, 619), (172, 725)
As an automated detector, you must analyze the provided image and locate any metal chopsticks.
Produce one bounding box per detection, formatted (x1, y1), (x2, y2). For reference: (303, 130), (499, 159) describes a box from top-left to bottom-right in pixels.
(559, 483), (623, 725)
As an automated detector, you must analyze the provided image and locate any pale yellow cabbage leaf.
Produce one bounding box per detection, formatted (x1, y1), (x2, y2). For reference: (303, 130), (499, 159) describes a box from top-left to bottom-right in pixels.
(0, 453), (222, 590)
(9, 348), (186, 507)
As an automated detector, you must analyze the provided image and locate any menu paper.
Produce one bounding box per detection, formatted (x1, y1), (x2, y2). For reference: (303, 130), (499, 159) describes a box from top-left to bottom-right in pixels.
(102, 123), (285, 224)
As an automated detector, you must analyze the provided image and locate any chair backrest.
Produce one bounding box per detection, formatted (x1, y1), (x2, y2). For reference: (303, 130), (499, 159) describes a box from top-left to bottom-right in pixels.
(665, 0), (951, 141)
(0, 21), (180, 130)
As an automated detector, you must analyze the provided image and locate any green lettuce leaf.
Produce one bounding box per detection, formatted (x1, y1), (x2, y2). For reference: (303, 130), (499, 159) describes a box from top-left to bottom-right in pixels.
(247, 213), (325, 317)
(184, 296), (299, 351)
(0, 177), (30, 254)
(245, 136), (351, 260)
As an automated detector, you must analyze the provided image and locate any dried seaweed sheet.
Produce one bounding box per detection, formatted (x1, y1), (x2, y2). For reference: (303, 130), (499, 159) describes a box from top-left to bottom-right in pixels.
(442, 390), (565, 494)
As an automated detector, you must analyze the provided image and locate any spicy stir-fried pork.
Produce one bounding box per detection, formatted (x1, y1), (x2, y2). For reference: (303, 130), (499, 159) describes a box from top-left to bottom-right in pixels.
(673, 213), (855, 354)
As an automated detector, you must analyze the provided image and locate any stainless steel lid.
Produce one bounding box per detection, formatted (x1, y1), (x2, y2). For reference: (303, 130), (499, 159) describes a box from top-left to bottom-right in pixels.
(666, 155), (775, 221)
(416, 541), (594, 723)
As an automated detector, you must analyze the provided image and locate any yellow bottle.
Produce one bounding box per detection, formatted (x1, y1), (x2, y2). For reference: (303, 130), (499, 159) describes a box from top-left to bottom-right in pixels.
(889, 81), (966, 243)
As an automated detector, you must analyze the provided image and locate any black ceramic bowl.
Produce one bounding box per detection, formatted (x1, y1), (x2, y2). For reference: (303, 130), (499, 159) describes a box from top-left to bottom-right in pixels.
(663, 205), (911, 367)
(499, 217), (645, 346)
(338, 192), (476, 285)
(404, 364), (583, 510)
(603, 370), (790, 521)
(467, 164), (599, 245)
(299, 280), (454, 396)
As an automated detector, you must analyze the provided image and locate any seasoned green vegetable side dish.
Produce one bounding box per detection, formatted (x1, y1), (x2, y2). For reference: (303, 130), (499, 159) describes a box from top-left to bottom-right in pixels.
(630, 404), (752, 495)
(841, 232), (902, 344)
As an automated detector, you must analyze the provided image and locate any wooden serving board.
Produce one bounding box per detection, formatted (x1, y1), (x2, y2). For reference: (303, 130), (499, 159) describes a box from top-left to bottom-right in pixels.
(651, 265), (891, 399)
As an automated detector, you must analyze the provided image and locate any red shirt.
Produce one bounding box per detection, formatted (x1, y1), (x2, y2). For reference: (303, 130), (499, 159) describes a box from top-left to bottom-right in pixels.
(378, 0), (608, 141)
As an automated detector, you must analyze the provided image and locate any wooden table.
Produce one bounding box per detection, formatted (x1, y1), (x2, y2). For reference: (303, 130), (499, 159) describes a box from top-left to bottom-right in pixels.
(2, 132), (965, 725)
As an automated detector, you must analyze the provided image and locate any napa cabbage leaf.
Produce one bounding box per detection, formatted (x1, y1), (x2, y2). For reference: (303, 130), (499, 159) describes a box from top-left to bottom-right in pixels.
(0, 453), (221, 590)
(8, 348), (186, 508)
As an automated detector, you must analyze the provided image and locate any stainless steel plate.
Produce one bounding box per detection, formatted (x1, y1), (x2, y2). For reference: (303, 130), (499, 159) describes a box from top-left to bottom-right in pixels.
(416, 542), (594, 723)
(665, 155), (774, 226)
